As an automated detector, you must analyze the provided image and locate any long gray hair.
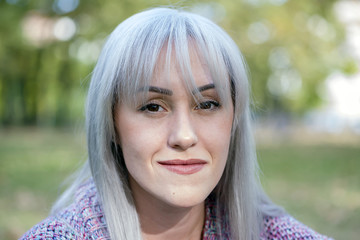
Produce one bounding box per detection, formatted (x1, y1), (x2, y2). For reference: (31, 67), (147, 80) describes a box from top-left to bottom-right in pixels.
(52, 7), (283, 240)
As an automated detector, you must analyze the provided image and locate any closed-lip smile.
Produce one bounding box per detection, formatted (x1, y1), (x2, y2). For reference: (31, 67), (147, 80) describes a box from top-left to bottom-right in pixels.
(157, 159), (207, 175)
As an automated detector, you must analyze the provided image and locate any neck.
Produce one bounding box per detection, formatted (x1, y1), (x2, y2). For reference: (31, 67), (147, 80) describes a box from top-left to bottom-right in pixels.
(132, 190), (205, 240)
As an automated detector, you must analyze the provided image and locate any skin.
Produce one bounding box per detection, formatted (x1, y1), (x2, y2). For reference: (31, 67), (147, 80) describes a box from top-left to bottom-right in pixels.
(114, 48), (234, 240)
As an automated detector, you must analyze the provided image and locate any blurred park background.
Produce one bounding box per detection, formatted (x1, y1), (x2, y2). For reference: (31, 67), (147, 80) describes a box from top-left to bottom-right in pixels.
(0, 0), (359, 239)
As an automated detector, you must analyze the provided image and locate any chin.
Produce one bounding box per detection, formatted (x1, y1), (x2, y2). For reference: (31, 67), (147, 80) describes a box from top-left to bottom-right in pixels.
(162, 191), (209, 208)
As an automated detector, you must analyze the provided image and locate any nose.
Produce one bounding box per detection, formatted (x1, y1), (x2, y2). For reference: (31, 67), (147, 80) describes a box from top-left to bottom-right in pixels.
(168, 110), (198, 150)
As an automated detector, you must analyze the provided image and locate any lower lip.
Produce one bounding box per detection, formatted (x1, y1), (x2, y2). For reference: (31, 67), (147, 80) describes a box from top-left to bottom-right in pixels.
(159, 163), (205, 175)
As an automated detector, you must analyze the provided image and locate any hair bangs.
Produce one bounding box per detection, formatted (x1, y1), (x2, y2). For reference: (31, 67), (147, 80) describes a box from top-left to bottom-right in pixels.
(167, 13), (233, 108)
(113, 10), (173, 106)
(110, 8), (235, 109)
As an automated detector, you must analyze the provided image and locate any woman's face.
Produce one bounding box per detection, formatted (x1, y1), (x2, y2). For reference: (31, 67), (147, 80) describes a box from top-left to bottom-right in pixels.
(114, 49), (234, 208)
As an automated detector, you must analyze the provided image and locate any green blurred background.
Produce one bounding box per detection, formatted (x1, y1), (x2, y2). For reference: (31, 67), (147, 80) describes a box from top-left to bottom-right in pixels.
(0, 0), (359, 239)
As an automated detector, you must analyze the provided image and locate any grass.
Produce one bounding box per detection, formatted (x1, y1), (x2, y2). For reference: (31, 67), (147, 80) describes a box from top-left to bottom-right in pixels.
(258, 144), (360, 240)
(1, 128), (359, 239)
(0, 128), (87, 239)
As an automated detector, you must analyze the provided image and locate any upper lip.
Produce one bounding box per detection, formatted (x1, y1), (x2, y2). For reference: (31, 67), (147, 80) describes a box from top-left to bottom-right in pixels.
(157, 159), (207, 165)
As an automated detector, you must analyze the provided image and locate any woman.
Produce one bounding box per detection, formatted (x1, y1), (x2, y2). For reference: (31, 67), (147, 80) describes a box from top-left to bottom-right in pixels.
(21, 7), (332, 240)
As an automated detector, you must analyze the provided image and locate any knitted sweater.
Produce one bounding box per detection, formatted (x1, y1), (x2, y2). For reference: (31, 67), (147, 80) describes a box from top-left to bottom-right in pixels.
(20, 180), (333, 239)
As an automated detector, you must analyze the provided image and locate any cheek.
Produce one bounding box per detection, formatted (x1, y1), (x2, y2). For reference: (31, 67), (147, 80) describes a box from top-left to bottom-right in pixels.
(116, 116), (165, 170)
(117, 124), (153, 185)
(198, 112), (233, 164)
(204, 112), (233, 145)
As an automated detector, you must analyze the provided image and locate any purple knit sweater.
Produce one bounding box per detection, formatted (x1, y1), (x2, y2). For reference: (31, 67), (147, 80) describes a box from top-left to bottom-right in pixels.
(20, 180), (333, 239)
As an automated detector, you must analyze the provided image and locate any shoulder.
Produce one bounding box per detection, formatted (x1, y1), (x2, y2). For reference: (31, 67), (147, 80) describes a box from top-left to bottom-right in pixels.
(20, 179), (109, 239)
(19, 214), (79, 239)
(261, 215), (333, 240)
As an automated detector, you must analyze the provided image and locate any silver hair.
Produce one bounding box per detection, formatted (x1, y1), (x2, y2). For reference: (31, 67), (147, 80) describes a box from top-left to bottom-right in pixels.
(52, 7), (284, 240)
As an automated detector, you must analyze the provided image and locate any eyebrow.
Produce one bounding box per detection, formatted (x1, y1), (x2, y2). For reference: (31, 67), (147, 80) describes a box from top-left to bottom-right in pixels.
(138, 86), (173, 95)
(194, 83), (215, 94)
(138, 83), (215, 96)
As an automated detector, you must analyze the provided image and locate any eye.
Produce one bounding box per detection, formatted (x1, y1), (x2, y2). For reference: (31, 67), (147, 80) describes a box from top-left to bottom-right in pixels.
(195, 100), (220, 110)
(139, 103), (164, 112)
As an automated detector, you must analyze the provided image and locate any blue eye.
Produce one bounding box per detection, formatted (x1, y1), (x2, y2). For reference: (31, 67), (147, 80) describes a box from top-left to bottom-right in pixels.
(139, 103), (163, 112)
(195, 101), (220, 110)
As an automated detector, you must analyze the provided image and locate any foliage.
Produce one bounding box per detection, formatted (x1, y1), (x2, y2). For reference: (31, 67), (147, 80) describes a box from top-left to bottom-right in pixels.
(0, 0), (349, 126)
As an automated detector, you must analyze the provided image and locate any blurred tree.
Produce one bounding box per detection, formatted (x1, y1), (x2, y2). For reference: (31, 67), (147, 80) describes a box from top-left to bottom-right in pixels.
(0, 0), (351, 126)
(218, 0), (347, 115)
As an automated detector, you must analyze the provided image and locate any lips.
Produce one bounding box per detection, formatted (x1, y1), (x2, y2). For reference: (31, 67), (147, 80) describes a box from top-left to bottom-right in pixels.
(157, 159), (207, 175)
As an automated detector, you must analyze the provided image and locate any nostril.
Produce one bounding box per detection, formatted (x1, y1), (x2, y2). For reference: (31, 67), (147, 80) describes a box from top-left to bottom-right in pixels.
(167, 111), (198, 150)
(168, 126), (198, 150)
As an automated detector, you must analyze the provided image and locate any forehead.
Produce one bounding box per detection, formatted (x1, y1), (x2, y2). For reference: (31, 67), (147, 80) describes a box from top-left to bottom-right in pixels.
(151, 46), (213, 89)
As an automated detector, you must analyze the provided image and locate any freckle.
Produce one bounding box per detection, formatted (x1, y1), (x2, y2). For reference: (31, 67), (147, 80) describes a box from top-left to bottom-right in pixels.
(172, 192), (175, 195)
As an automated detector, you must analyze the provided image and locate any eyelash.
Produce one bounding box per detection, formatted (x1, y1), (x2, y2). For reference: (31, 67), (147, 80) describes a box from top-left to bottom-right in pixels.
(138, 100), (221, 113)
(195, 100), (220, 110)
(139, 103), (164, 112)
